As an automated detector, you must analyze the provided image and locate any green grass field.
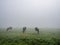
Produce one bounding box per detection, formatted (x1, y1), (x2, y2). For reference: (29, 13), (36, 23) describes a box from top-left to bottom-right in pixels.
(0, 28), (60, 45)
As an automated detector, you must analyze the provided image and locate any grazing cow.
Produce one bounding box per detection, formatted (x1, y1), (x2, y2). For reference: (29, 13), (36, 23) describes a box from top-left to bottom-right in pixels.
(6, 27), (12, 31)
(23, 27), (26, 33)
(35, 27), (39, 34)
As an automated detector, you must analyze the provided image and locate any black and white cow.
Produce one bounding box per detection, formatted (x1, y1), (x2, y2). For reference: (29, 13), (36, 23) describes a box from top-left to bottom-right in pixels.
(35, 27), (39, 34)
(6, 27), (12, 31)
(23, 27), (26, 33)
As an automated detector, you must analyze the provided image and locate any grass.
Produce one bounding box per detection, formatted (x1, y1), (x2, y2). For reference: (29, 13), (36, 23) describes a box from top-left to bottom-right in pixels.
(0, 28), (60, 45)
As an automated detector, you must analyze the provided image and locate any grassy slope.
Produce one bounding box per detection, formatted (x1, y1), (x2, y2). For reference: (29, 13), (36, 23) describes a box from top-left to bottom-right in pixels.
(0, 28), (60, 45)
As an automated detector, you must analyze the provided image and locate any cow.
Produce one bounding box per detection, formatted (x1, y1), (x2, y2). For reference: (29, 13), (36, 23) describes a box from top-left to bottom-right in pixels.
(22, 27), (26, 33)
(35, 27), (39, 34)
(6, 27), (12, 31)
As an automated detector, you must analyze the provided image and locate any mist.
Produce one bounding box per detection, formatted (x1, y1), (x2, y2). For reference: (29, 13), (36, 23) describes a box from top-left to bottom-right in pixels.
(0, 0), (60, 28)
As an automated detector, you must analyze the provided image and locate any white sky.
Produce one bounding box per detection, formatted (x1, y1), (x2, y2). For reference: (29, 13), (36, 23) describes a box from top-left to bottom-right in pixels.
(0, 0), (60, 28)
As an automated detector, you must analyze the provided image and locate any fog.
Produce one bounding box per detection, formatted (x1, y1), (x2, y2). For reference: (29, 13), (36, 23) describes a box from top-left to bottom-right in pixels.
(0, 0), (60, 28)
